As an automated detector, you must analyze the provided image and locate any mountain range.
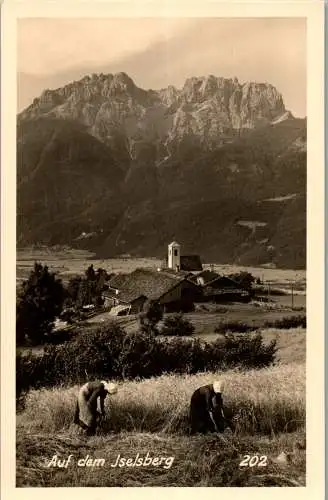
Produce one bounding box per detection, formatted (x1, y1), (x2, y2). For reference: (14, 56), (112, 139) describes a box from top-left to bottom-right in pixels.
(17, 72), (306, 269)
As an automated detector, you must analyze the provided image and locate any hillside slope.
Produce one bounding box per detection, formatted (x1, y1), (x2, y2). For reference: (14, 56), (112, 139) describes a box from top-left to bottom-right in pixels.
(17, 118), (126, 246)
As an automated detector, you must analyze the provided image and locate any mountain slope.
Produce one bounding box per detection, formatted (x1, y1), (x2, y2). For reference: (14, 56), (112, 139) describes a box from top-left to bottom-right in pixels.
(96, 119), (306, 268)
(17, 118), (126, 246)
(17, 73), (306, 269)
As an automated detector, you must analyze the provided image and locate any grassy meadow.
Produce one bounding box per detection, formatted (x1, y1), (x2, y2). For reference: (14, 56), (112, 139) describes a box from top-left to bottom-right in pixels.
(16, 248), (163, 286)
(17, 363), (306, 487)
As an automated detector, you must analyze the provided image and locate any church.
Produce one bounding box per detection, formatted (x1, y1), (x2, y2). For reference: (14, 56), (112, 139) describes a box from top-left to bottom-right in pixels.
(166, 241), (203, 273)
(103, 241), (203, 314)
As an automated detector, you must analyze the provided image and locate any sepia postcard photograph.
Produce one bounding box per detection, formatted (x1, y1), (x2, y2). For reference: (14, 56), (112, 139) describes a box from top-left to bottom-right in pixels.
(0, 0), (325, 498)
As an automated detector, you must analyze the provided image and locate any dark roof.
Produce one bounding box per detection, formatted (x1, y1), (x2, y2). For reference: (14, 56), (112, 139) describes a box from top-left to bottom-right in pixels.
(103, 289), (118, 299)
(108, 273), (133, 289)
(162, 268), (193, 278)
(109, 268), (185, 302)
(119, 291), (148, 303)
(190, 270), (219, 285)
(180, 255), (203, 272)
(204, 276), (249, 294)
(103, 286), (147, 304)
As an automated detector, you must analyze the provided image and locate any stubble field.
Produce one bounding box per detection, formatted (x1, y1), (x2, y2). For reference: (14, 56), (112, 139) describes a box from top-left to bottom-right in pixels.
(17, 363), (306, 487)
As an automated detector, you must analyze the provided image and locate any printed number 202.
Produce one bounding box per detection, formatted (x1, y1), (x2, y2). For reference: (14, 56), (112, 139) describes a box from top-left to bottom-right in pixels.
(239, 455), (267, 467)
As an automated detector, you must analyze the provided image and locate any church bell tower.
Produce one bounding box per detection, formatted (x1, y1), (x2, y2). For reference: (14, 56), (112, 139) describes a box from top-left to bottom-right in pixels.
(168, 241), (181, 271)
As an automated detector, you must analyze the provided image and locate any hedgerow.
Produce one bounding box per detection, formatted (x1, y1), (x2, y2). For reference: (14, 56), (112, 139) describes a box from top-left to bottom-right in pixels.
(16, 323), (277, 399)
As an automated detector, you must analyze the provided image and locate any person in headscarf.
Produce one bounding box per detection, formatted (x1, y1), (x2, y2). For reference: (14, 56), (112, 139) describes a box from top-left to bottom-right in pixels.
(189, 380), (233, 434)
(74, 380), (118, 435)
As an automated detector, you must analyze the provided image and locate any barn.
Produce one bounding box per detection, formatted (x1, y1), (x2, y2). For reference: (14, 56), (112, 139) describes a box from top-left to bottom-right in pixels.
(105, 268), (202, 313)
(190, 269), (220, 286)
(103, 288), (147, 314)
(203, 276), (251, 303)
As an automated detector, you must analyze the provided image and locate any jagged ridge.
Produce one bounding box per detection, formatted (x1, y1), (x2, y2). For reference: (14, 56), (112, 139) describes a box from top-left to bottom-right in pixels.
(17, 72), (306, 269)
(19, 72), (288, 161)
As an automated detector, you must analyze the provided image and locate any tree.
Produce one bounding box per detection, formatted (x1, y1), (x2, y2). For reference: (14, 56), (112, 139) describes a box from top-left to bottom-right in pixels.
(95, 268), (109, 288)
(16, 262), (65, 345)
(65, 276), (82, 307)
(139, 300), (163, 336)
(66, 266), (108, 310)
(94, 268), (108, 306)
(85, 264), (96, 281)
(77, 279), (96, 307)
(228, 271), (256, 290)
(160, 313), (195, 337)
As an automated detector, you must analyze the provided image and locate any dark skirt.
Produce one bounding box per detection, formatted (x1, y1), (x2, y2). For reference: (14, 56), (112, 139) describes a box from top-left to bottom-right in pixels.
(74, 401), (97, 434)
(189, 391), (225, 434)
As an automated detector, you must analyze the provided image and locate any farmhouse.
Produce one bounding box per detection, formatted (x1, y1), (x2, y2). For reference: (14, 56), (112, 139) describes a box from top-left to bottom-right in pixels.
(203, 275), (251, 303)
(103, 287), (148, 314)
(102, 242), (203, 315)
(102, 240), (256, 313)
(103, 242), (254, 314)
(102, 241), (256, 314)
(104, 267), (202, 314)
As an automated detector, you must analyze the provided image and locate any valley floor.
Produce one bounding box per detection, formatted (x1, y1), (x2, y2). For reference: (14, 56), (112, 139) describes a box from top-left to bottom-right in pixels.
(16, 250), (306, 289)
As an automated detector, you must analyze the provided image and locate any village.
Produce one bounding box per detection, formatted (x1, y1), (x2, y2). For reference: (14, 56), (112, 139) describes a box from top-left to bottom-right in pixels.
(42, 240), (306, 344)
(100, 241), (253, 318)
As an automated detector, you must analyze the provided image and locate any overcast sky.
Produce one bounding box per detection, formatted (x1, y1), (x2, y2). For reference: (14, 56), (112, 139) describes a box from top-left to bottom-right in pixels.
(17, 17), (306, 116)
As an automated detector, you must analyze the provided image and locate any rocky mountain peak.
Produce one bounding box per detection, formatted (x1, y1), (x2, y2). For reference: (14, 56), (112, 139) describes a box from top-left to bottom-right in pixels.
(17, 70), (305, 268)
(20, 71), (289, 158)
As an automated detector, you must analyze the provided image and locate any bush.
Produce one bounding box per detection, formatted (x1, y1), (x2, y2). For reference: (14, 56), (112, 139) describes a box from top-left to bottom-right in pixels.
(264, 315), (306, 329)
(216, 333), (277, 369)
(161, 313), (195, 337)
(139, 300), (163, 335)
(44, 327), (77, 345)
(16, 351), (48, 406)
(215, 321), (255, 334)
(16, 325), (277, 396)
(228, 271), (256, 289)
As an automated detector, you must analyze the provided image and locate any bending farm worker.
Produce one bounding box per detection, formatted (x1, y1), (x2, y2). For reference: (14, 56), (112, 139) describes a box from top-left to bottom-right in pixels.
(190, 380), (233, 434)
(74, 380), (118, 435)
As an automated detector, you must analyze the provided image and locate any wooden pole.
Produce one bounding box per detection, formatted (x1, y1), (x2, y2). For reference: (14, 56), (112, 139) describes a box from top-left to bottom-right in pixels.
(291, 283), (294, 310)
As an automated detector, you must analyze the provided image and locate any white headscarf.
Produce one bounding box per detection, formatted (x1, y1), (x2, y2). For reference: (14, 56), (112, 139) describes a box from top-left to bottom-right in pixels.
(101, 381), (118, 394)
(213, 380), (224, 394)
